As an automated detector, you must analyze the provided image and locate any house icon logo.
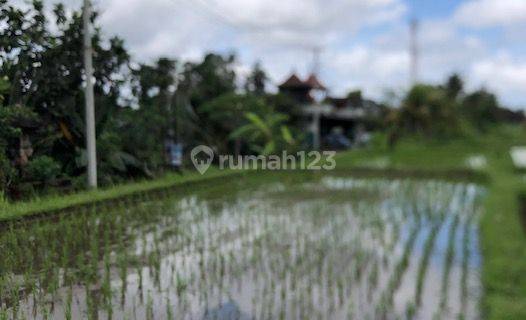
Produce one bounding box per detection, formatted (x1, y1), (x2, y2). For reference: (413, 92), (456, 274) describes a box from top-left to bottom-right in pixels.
(191, 145), (214, 174)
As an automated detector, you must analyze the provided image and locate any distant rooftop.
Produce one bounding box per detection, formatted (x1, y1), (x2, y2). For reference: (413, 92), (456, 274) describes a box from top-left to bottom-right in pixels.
(279, 73), (326, 90)
(305, 74), (326, 90)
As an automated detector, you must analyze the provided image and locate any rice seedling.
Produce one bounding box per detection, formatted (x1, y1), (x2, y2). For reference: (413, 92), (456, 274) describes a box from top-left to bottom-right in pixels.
(146, 291), (153, 320)
(64, 287), (72, 320)
(166, 296), (173, 320)
(0, 309), (8, 320)
(438, 214), (460, 316)
(405, 301), (416, 319)
(382, 222), (420, 306)
(415, 221), (443, 306)
(459, 212), (476, 319)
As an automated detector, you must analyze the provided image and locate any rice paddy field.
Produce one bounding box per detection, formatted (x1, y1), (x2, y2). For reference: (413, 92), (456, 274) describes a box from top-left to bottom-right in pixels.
(0, 172), (485, 320)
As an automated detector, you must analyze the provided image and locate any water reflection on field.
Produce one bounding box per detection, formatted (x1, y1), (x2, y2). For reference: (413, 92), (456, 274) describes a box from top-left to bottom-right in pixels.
(0, 173), (484, 320)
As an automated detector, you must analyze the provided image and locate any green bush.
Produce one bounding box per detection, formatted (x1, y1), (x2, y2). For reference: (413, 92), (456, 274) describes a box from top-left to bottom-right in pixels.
(25, 156), (61, 183)
(0, 190), (8, 211)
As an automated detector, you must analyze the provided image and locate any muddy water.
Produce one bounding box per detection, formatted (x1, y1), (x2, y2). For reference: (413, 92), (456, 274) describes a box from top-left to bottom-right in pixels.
(0, 173), (484, 319)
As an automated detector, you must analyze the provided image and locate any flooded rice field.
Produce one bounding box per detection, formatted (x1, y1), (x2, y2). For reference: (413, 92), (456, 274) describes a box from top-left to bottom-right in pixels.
(0, 173), (484, 320)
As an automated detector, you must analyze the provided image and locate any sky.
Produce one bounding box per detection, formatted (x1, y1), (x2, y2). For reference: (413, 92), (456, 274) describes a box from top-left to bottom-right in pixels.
(14, 0), (526, 108)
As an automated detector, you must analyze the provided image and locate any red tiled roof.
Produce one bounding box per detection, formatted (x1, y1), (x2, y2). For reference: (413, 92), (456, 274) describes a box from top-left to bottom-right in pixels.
(305, 74), (326, 90)
(279, 74), (309, 88)
(279, 73), (327, 90)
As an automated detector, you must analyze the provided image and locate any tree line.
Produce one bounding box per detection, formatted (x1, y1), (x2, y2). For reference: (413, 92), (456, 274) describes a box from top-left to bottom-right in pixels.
(0, 1), (301, 199)
(389, 74), (524, 145)
(1, 1), (522, 199)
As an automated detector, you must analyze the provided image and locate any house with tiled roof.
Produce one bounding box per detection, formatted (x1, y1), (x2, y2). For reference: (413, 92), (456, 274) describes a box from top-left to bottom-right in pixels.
(278, 73), (385, 149)
(278, 73), (326, 104)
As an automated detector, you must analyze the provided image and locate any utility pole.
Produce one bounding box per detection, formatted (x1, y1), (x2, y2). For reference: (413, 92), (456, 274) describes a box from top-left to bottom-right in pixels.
(410, 18), (420, 85)
(311, 111), (321, 150)
(83, 0), (97, 188)
(310, 46), (323, 150)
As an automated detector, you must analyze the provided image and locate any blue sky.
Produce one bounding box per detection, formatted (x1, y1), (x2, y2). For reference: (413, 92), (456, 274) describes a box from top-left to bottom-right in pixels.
(15, 0), (526, 108)
(409, 0), (460, 19)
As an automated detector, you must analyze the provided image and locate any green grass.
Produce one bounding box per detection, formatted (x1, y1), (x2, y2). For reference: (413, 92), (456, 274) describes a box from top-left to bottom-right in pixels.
(0, 167), (236, 222)
(335, 126), (526, 320)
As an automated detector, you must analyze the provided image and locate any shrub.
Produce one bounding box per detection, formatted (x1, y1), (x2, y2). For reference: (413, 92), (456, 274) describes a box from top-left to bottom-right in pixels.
(25, 156), (61, 183)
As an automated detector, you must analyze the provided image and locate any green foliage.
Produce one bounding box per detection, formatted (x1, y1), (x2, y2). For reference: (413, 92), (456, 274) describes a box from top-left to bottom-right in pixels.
(245, 62), (267, 95)
(0, 77), (39, 194)
(347, 90), (363, 107)
(390, 74), (522, 144)
(0, 0), (305, 197)
(445, 73), (463, 99)
(0, 191), (7, 212)
(181, 53), (237, 109)
(0, 77), (7, 104)
(229, 112), (297, 155)
(0, 1), (136, 196)
(198, 93), (267, 151)
(25, 156), (61, 183)
(398, 84), (459, 137)
(120, 58), (182, 171)
(462, 89), (500, 131)
(196, 92), (304, 155)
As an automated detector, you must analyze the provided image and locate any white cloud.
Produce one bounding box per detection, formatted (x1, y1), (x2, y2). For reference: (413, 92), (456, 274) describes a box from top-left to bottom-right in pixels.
(91, 0), (408, 98)
(95, 0), (406, 57)
(203, 0), (406, 34)
(325, 46), (409, 98)
(97, 0), (222, 61)
(5, 0), (526, 107)
(471, 53), (526, 107)
(367, 19), (489, 86)
(454, 0), (526, 28)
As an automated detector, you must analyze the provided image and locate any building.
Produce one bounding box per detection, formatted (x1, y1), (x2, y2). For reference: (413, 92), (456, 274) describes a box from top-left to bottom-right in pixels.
(278, 73), (385, 149)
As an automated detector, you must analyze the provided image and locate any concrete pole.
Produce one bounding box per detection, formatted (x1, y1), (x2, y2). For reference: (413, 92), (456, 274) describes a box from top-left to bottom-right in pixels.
(312, 109), (321, 150)
(83, 0), (97, 188)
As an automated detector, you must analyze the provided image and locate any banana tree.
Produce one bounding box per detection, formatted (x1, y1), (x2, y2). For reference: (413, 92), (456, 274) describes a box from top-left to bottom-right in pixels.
(229, 112), (296, 155)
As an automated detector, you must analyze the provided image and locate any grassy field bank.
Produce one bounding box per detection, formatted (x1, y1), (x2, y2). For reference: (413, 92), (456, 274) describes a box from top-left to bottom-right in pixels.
(0, 168), (236, 223)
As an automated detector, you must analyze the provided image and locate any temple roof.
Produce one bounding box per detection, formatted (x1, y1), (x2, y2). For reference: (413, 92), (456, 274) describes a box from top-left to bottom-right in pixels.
(305, 74), (326, 90)
(278, 73), (326, 90)
(278, 74), (310, 89)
